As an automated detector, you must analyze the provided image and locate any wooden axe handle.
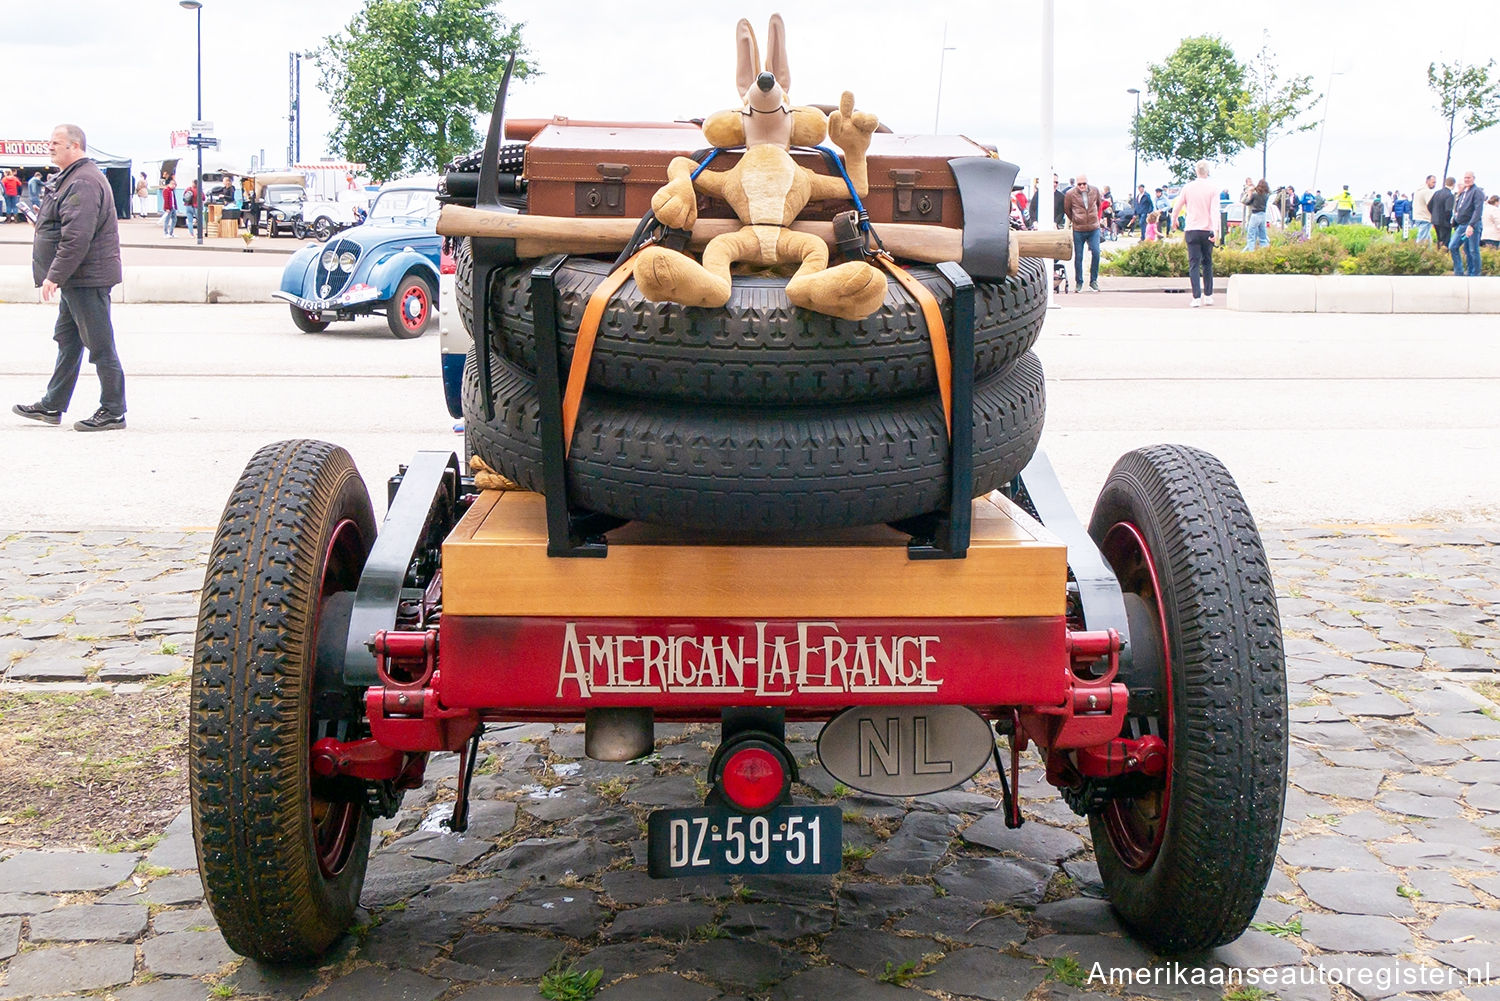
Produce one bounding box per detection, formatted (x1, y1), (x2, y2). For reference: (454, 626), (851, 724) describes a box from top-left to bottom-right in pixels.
(438, 206), (1074, 274)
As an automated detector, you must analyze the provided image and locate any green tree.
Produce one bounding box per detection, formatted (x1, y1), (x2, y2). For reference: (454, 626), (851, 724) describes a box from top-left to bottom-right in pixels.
(1134, 36), (1248, 181)
(313, 0), (536, 181)
(1229, 38), (1319, 180)
(1427, 59), (1500, 183)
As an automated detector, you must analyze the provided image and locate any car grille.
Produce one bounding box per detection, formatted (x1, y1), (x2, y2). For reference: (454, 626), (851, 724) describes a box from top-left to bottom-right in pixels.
(314, 238), (363, 299)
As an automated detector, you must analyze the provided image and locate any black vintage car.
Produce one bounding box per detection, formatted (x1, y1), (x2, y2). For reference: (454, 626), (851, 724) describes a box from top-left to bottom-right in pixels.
(262, 183), (308, 238)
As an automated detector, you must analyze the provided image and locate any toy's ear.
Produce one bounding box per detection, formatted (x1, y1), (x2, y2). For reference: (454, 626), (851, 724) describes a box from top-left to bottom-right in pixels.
(765, 13), (790, 95)
(788, 106), (826, 147)
(703, 109), (747, 149)
(735, 18), (759, 98)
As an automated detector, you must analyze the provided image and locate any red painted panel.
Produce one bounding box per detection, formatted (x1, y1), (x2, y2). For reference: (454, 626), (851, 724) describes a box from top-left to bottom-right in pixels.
(437, 616), (1071, 712)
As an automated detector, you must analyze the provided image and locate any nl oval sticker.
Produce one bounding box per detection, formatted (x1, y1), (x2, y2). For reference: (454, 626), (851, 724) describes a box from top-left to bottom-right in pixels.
(817, 705), (995, 797)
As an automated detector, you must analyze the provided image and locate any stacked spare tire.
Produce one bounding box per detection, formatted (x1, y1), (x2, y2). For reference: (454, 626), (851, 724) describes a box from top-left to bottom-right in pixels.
(458, 243), (1051, 533)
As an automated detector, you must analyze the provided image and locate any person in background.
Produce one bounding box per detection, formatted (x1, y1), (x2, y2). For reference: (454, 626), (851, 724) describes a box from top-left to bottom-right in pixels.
(1431, 177), (1456, 249)
(1053, 175), (1066, 228)
(1243, 179), (1270, 250)
(133, 171), (149, 217)
(1450, 171), (1485, 277)
(161, 175), (177, 237)
(1028, 177), (1040, 227)
(1392, 191), (1411, 234)
(28, 169), (46, 213)
(1173, 161), (1221, 307)
(182, 179), (198, 236)
(1133, 184), (1153, 237)
(2, 169), (22, 222)
(1145, 210), (1159, 241)
(1333, 185), (1355, 225)
(1482, 194), (1500, 250)
(1412, 175), (1436, 243)
(1369, 194), (1386, 231)
(12, 123), (126, 432)
(1063, 173), (1104, 291)
(1154, 188), (1172, 237)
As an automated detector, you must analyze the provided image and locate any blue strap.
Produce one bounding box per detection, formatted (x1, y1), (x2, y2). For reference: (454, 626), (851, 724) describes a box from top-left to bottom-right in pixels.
(689, 148), (720, 180)
(811, 145), (867, 218)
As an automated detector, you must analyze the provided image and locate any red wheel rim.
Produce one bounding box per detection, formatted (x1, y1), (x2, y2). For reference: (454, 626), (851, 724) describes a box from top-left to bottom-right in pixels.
(311, 517), (365, 879)
(1097, 521), (1174, 871)
(399, 282), (429, 331)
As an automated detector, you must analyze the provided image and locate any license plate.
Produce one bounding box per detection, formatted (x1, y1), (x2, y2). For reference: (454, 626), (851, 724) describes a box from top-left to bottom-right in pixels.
(646, 805), (842, 877)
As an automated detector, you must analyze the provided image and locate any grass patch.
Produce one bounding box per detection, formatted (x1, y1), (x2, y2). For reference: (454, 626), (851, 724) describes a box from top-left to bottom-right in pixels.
(1250, 916), (1303, 937)
(1041, 955), (1088, 988)
(1397, 885), (1422, 899)
(842, 843), (875, 862)
(539, 960), (603, 1001)
(1224, 987), (1275, 1001)
(878, 960), (932, 986)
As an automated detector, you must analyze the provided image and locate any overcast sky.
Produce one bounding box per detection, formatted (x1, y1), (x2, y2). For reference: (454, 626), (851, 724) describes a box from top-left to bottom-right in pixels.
(9, 0), (1500, 198)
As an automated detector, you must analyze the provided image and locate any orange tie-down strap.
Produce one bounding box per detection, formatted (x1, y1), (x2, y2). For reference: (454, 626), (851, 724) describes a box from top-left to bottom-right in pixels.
(875, 252), (952, 437)
(561, 251), (642, 456)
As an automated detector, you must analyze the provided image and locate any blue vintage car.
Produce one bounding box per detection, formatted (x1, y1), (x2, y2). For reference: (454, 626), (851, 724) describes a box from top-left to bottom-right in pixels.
(274, 176), (442, 338)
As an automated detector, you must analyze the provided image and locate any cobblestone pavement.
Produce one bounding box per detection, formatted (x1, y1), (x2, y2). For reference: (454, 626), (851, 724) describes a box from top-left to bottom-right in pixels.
(1, 525), (1498, 1001)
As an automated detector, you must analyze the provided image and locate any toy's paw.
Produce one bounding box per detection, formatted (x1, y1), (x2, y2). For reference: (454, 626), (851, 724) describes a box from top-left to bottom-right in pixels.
(634, 246), (730, 308)
(827, 90), (878, 152)
(651, 176), (699, 230)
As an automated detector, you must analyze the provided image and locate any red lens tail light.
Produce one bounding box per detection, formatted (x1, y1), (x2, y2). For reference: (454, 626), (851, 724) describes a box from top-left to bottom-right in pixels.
(721, 745), (786, 811)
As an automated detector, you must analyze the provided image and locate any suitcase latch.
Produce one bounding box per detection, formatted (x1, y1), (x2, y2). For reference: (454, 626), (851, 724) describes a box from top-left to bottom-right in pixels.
(890, 169), (942, 222)
(576, 163), (631, 216)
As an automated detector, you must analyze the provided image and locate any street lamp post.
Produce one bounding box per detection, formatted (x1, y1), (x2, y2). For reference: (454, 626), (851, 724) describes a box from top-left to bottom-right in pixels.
(1127, 88), (1140, 206)
(933, 23), (956, 133)
(181, 1), (204, 246)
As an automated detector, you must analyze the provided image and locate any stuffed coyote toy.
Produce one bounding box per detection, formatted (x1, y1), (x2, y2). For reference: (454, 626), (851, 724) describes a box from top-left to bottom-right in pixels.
(633, 14), (888, 322)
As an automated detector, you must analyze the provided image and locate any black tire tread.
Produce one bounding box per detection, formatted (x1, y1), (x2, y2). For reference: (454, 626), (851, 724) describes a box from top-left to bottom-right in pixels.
(479, 255), (1049, 405)
(464, 348), (1046, 533)
(1086, 444), (1287, 953)
(190, 439), (376, 962)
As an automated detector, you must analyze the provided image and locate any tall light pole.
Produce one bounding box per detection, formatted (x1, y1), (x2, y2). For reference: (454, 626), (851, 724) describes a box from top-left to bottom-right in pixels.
(1127, 87), (1141, 202)
(1311, 64), (1342, 194)
(933, 23), (956, 133)
(180, 1), (204, 245)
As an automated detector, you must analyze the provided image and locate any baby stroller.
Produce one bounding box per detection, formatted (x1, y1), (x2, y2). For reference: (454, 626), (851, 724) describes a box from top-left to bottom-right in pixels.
(1052, 260), (1070, 294)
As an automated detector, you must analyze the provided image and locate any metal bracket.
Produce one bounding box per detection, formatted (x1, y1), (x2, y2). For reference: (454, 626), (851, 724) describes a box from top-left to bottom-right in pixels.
(1011, 452), (1134, 676)
(344, 451), (461, 688)
(905, 261), (975, 560)
(471, 54), (520, 423)
(531, 256), (624, 557)
(575, 163), (630, 216)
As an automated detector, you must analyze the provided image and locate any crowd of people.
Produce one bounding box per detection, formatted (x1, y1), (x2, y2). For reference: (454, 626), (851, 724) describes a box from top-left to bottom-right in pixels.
(1015, 168), (1496, 281)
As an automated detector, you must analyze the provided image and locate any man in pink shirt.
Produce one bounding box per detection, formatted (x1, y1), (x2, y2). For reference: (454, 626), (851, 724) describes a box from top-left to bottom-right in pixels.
(1174, 161), (1222, 307)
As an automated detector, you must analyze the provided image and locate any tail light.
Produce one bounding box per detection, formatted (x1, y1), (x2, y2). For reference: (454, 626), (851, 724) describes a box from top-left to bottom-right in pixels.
(716, 741), (790, 812)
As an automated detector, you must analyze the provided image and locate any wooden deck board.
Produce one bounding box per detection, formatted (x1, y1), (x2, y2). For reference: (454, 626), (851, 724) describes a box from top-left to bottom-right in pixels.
(442, 491), (1067, 618)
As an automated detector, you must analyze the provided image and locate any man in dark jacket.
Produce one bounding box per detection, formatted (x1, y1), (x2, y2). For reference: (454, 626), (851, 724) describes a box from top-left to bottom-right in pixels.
(1133, 185), (1153, 235)
(1450, 171), (1485, 277)
(12, 123), (126, 431)
(1430, 177), (1456, 249)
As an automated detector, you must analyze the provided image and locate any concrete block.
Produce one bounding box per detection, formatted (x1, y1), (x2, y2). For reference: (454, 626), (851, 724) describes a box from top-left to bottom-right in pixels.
(206, 267), (283, 303)
(1466, 277), (1500, 312)
(119, 266), (208, 304)
(1227, 274), (1316, 312)
(1390, 277), (1468, 313)
(1314, 275), (1392, 313)
(0, 266), (40, 303)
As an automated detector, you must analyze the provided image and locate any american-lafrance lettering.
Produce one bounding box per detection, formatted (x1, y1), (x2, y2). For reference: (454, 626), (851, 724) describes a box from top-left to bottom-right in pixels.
(557, 620), (943, 698)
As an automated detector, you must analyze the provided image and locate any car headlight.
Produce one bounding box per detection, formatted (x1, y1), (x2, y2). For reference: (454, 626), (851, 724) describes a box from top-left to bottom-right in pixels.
(339, 252), (357, 272)
(321, 251), (339, 271)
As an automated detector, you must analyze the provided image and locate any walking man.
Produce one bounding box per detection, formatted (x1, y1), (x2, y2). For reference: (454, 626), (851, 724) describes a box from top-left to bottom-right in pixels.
(1063, 173), (1104, 291)
(1431, 177), (1456, 249)
(12, 123), (126, 432)
(1173, 161), (1221, 307)
(1449, 171), (1485, 278)
(1133, 184), (1153, 236)
(1413, 175), (1436, 243)
(1334, 185), (1355, 225)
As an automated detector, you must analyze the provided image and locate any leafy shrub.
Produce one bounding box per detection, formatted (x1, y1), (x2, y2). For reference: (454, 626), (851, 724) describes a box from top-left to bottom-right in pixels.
(1341, 240), (1452, 275)
(1101, 239), (1188, 277)
(1482, 247), (1500, 276)
(1215, 235), (1347, 275)
(1319, 224), (1388, 256)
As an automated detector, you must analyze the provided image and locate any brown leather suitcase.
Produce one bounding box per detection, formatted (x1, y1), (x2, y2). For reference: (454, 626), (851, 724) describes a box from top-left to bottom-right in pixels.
(523, 124), (991, 228)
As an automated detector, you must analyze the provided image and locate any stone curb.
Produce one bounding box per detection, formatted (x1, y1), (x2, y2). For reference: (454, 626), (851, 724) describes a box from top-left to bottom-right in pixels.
(0, 265), (281, 304)
(1229, 274), (1499, 313)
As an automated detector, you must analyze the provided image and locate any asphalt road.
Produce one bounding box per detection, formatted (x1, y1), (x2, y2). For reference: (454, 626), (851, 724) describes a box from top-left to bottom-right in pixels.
(2, 301), (1498, 531)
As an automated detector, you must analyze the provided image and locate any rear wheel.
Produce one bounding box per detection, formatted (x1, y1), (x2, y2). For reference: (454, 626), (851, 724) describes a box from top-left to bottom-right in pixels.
(388, 273), (434, 339)
(292, 219), (309, 240)
(190, 439), (377, 962)
(314, 216), (335, 241)
(290, 305), (330, 333)
(1085, 445), (1286, 954)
